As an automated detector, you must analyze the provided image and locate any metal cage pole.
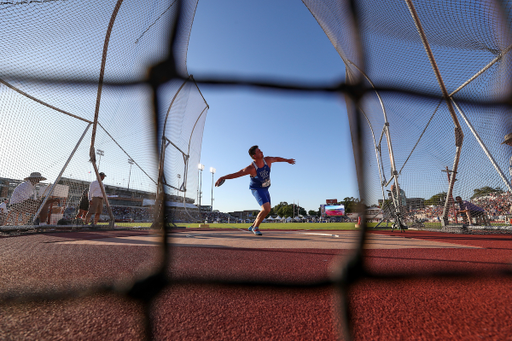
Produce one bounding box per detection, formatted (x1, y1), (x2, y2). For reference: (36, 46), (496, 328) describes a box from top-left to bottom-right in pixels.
(446, 43), (512, 193)
(405, 0), (464, 227)
(451, 100), (512, 192)
(345, 64), (389, 206)
(154, 77), (191, 227)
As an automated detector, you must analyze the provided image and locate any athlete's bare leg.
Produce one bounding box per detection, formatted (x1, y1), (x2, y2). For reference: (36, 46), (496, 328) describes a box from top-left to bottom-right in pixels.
(466, 211), (473, 225)
(253, 202), (271, 228)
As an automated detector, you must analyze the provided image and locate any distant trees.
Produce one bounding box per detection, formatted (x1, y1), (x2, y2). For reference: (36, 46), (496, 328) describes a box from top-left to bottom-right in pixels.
(424, 192), (447, 206)
(423, 186), (504, 206)
(270, 202), (307, 218)
(266, 186), (504, 217)
(339, 197), (361, 213)
(470, 186), (503, 199)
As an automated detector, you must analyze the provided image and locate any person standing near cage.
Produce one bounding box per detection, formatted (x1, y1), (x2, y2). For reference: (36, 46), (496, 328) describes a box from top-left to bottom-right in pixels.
(215, 145), (295, 236)
(75, 188), (89, 222)
(84, 172), (106, 226)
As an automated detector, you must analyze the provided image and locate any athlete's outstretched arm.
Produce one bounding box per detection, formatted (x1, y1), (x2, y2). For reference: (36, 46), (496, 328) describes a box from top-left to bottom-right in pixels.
(215, 164), (254, 186)
(265, 157), (295, 166)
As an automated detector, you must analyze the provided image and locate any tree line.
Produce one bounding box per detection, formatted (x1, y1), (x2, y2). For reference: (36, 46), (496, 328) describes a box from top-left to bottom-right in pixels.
(267, 197), (362, 218)
(260, 187), (502, 217)
(408, 186), (504, 206)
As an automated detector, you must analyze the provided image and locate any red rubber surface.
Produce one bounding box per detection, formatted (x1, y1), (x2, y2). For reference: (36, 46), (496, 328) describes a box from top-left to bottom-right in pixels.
(352, 231), (512, 340)
(1, 229), (511, 340)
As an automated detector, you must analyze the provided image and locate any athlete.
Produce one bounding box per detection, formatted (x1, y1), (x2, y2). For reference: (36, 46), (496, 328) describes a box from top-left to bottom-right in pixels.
(215, 145), (295, 235)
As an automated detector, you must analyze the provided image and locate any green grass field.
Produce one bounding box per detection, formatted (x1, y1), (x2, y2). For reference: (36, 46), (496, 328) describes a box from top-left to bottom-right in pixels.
(182, 222), (359, 230)
(177, 222), (442, 230)
(111, 222), (361, 230)
(101, 220), (508, 231)
(111, 221), (439, 230)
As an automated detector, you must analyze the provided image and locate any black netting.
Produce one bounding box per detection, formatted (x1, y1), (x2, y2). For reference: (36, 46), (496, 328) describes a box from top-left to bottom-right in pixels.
(2, 0), (512, 339)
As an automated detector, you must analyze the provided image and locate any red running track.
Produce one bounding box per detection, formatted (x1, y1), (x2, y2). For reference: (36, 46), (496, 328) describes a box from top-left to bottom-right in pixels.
(1, 229), (512, 340)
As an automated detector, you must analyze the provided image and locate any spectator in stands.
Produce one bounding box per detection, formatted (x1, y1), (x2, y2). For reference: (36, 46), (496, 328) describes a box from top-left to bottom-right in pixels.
(501, 133), (512, 186)
(215, 145), (295, 235)
(0, 198), (8, 225)
(390, 184), (407, 210)
(8, 172), (59, 225)
(75, 188), (89, 222)
(0, 198), (7, 213)
(455, 196), (488, 226)
(84, 172), (106, 226)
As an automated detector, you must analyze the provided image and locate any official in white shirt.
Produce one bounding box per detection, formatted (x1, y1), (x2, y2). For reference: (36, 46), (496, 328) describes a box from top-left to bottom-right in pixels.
(85, 172), (106, 226)
(9, 172), (59, 225)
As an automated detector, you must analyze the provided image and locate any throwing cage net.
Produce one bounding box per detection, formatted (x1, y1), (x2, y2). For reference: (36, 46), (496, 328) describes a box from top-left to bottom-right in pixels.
(2, 0), (512, 340)
(0, 0), (206, 228)
(158, 76), (208, 224)
(304, 0), (512, 230)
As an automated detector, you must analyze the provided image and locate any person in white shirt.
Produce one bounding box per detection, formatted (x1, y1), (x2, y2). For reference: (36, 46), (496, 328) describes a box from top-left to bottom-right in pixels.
(9, 172), (59, 225)
(84, 172), (106, 226)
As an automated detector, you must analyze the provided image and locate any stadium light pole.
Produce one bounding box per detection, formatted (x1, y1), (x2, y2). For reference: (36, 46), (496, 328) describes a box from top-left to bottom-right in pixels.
(198, 163), (204, 210)
(210, 167), (216, 212)
(96, 149), (104, 170)
(127, 158), (134, 190)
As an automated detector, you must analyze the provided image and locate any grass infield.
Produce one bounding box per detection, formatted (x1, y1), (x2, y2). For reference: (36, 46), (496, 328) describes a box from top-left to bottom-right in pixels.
(178, 222), (443, 230)
(111, 221), (446, 230)
(112, 222), (360, 230)
(174, 222), (386, 230)
(184, 222), (359, 230)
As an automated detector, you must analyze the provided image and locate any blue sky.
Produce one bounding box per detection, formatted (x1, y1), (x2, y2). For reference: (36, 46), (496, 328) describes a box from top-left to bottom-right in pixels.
(185, 0), (358, 213)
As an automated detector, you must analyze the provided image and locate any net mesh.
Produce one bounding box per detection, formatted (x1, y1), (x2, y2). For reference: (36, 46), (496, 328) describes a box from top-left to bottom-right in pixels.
(2, 0), (512, 340)
(0, 0), (205, 227)
(160, 77), (208, 223)
(304, 0), (512, 228)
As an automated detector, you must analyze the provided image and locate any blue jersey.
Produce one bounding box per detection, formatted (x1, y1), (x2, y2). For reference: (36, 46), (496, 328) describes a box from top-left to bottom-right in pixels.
(249, 159), (271, 189)
(459, 200), (485, 213)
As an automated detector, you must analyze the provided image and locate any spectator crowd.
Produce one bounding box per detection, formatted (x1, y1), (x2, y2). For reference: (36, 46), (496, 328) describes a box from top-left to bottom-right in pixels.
(407, 191), (512, 224)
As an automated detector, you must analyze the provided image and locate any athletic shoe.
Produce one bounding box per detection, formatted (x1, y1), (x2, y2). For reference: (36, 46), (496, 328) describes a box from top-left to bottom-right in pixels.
(248, 225), (254, 232)
(253, 228), (262, 236)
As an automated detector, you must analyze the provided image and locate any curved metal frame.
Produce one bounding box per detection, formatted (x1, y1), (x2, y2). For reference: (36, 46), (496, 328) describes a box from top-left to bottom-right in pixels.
(155, 75), (209, 224)
(88, 0), (125, 228)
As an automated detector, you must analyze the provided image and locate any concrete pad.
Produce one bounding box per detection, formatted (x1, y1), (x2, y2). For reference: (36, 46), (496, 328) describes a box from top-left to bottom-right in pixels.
(57, 230), (480, 249)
